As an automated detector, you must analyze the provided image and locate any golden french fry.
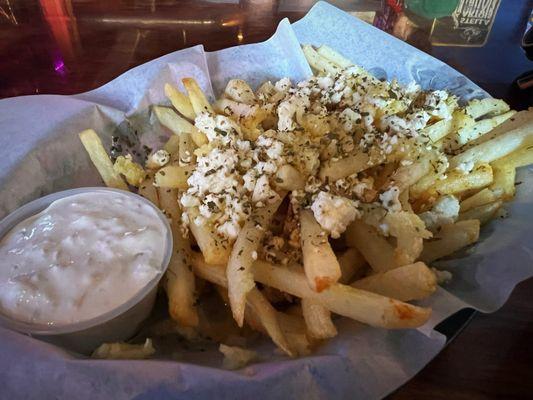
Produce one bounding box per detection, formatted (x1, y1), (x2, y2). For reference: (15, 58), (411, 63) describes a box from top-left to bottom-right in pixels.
(316, 45), (352, 68)
(301, 298), (337, 339)
(187, 207), (231, 265)
(158, 187), (198, 328)
(458, 200), (502, 225)
(192, 254), (431, 328)
(449, 120), (533, 170)
(163, 135), (180, 159)
(460, 188), (497, 212)
(421, 220), (480, 263)
(164, 83), (196, 120)
(300, 209), (342, 292)
(319, 152), (377, 182)
(251, 261), (431, 329)
(422, 118), (453, 143)
(492, 145), (533, 170)
(384, 211), (431, 266)
(224, 79), (256, 105)
(490, 165), (515, 200)
(78, 129), (128, 190)
(154, 105), (208, 147)
(227, 198), (283, 327)
(464, 109), (533, 149)
(433, 164), (493, 195)
(387, 152), (435, 192)
(113, 155), (145, 187)
(92, 338), (155, 360)
(138, 172), (159, 207)
(351, 262), (437, 302)
(445, 111), (516, 151)
(302, 44), (342, 76)
(154, 164), (194, 189)
(466, 98), (510, 119)
(337, 247), (367, 284)
(178, 131), (196, 166)
(182, 77), (213, 115)
(189, 256), (293, 356)
(345, 220), (397, 272)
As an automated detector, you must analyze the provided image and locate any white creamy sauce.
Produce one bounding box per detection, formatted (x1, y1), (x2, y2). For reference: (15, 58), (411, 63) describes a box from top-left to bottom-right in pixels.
(0, 191), (167, 326)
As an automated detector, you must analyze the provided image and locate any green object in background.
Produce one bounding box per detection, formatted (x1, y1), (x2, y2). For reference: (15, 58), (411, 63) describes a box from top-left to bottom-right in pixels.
(405, 0), (460, 19)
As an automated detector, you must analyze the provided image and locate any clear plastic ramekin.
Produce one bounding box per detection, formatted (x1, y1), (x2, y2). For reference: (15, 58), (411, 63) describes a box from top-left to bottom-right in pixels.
(0, 187), (173, 355)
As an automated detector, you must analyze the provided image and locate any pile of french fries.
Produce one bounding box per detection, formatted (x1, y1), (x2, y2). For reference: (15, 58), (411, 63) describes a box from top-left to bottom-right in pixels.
(79, 45), (533, 358)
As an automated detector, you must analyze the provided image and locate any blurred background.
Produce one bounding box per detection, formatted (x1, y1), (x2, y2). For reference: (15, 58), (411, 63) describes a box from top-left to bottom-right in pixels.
(0, 0), (531, 103)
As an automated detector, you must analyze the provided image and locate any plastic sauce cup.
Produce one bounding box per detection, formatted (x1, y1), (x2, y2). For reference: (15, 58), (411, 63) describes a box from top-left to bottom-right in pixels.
(0, 187), (173, 354)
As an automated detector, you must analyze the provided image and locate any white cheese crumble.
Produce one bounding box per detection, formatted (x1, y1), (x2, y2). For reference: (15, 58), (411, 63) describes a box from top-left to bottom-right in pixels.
(379, 186), (402, 213)
(310, 191), (359, 239)
(419, 195), (460, 231)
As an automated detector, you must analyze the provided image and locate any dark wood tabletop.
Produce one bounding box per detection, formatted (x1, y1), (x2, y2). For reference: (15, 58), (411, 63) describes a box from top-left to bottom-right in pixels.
(1, 1), (532, 398)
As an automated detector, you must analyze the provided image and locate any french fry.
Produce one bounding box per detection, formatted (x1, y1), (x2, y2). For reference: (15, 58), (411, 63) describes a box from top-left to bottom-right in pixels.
(192, 253), (431, 328)
(319, 152), (380, 182)
(448, 120), (533, 170)
(466, 98), (510, 119)
(246, 288), (294, 356)
(433, 164), (493, 195)
(458, 200), (502, 225)
(224, 79), (256, 105)
(302, 45), (342, 76)
(227, 198), (283, 327)
(464, 109), (533, 149)
(344, 220), (398, 272)
(422, 118), (453, 143)
(146, 150), (171, 170)
(492, 145), (533, 170)
(158, 187), (198, 328)
(113, 155), (145, 187)
(154, 164), (194, 189)
(187, 206), (231, 265)
(153, 105), (208, 147)
(490, 165), (515, 200)
(445, 111), (516, 151)
(337, 247), (367, 284)
(351, 262), (437, 302)
(276, 311), (312, 356)
(190, 256), (293, 356)
(384, 211), (431, 266)
(178, 131), (196, 166)
(164, 83), (196, 120)
(300, 209), (342, 292)
(163, 135), (181, 159)
(251, 261), (431, 329)
(387, 152), (435, 192)
(78, 129), (128, 190)
(460, 188), (497, 212)
(316, 45), (352, 68)
(421, 220), (480, 263)
(274, 164), (306, 191)
(182, 77), (214, 115)
(301, 298), (337, 339)
(138, 172), (159, 207)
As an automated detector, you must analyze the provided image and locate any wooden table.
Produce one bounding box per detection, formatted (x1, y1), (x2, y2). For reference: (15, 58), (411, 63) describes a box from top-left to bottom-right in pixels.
(1, 1), (532, 398)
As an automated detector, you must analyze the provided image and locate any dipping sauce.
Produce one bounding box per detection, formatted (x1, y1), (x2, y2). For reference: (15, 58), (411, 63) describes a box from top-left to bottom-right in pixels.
(0, 191), (168, 326)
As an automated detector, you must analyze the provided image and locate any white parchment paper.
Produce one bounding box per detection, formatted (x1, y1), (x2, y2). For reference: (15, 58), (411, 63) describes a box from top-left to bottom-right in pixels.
(0, 2), (531, 399)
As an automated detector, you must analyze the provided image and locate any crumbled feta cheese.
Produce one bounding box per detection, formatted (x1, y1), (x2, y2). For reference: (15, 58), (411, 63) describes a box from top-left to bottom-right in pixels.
(419, 195), (460, 231)
(379, 186), (402, 212)
(310, 191), (359, 239)
(274, 78), (292, 92)
(195, 112), (241, 144)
